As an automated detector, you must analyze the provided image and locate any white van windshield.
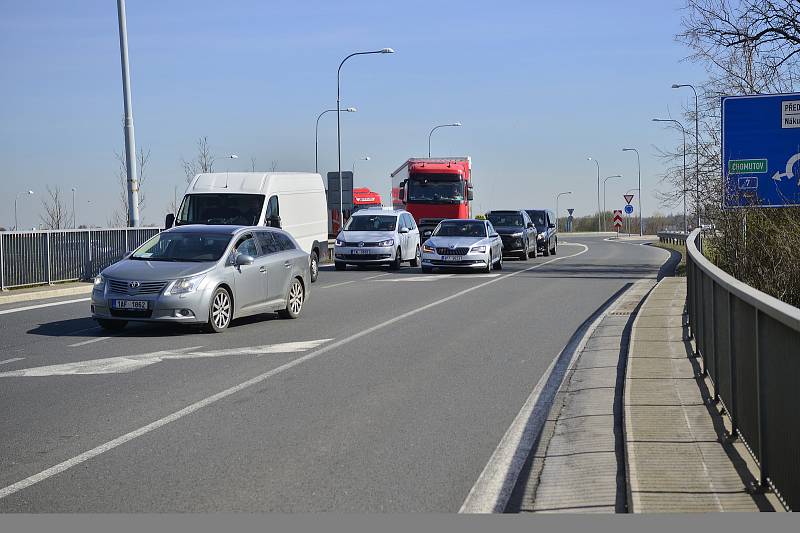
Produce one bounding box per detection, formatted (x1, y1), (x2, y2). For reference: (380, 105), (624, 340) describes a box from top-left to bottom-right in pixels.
(176, 194), (265, 226)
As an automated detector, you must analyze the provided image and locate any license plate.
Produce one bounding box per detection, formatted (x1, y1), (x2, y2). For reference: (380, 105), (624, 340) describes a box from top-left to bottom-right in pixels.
(443, 256), (464, 262)
(111, 299), (148, 310)
(352, 249), (371, 255)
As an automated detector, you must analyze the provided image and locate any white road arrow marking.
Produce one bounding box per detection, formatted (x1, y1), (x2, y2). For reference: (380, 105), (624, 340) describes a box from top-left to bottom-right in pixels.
(0, 339), (333, 377)
(771, 152), (800, 182)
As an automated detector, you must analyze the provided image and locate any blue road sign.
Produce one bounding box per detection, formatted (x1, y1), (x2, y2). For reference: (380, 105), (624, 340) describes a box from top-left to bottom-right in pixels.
(624, 204), (634, 215)
(722, 93), (800, 207)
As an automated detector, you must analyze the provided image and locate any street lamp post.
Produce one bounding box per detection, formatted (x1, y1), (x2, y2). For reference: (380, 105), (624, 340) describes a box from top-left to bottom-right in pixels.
(14, 190), (34, 231)
(653, 118), (688, 233)
(622, 148), (642, 236)
(428, 122), (462, 157)
(116, 0), (140, 228)
(603, 175), (622, 231)
(337, 48), (394, 235)
(587, 157), (601, 232)
(555, 191), (572, 232)
(71, 187), (76, 228)
(673, 83), (701, 229)
(316, 107), (356, 174)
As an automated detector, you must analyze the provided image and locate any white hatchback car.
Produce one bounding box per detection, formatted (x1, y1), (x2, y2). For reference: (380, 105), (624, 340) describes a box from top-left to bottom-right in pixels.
(334, 208), (421, 270)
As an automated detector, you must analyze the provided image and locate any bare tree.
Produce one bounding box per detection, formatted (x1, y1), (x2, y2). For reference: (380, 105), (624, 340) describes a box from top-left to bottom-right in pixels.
(110, 147), (150, 227)
(39, 186), (69, 229)
(181, 136), (214, 182)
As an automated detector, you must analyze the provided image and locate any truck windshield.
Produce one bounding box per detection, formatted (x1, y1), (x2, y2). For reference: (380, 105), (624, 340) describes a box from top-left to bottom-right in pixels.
(131, 232), (232, 262)
(407, 178), (464, 203)
(487, 213), (524, 227)
(433, 221), (486, 238)
(345, 214), (397, 231)
(176, 194), (265, 226)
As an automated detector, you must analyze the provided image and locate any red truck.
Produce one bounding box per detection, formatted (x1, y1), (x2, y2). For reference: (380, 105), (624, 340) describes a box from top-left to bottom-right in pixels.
(391, 157), (474, 240)
(352, 187), (383, 212)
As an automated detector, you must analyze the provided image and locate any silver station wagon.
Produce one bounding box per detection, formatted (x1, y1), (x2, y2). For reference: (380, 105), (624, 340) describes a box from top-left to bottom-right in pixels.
(91, 225), (310, 333)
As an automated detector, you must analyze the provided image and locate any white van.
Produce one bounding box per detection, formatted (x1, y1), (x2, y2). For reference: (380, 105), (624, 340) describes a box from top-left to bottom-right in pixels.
(167, 172), (328, 282)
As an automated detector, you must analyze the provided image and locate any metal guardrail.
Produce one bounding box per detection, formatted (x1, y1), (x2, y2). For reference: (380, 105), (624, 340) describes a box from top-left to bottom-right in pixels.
(686, 228), (800, 510)
(0, 227), (161, 290)
(657, 231), (689, 244)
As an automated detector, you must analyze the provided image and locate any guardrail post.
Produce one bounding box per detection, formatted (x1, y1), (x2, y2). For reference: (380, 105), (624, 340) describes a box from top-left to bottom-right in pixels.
(125, 229), (129, 253)
(727, 291), (738, 440)
(46, 232), (52, 285)
(753, 309), (770, 493)
(0, 233), (5, 290)
(87, 229), (92, 277)
(710, 279), (719, 402)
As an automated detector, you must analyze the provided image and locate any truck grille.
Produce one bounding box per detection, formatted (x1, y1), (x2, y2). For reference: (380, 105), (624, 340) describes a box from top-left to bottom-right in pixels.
(108, 279), (168, 295)
(436, 247), (470, 256)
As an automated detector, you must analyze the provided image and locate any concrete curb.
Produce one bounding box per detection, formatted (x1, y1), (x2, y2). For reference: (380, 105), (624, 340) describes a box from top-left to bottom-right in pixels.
(0, 284), (93, 305)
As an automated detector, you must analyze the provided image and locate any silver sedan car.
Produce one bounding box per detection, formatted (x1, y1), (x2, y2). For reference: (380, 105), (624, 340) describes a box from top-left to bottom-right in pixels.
(420, 219), (503, 273)
(91, 225), (310, 333)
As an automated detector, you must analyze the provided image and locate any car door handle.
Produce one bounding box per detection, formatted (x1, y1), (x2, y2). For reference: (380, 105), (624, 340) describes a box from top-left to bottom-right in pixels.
(259, 266), (266, 273)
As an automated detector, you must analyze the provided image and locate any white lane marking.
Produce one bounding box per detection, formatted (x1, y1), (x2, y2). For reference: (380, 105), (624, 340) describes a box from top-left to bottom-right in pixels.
(0, 298), (90, 316)
(318, 280), (357, 289)
(363, 273), (391, 280)
(0, 358), (25, 366)
(68, 337), (111, 348)
(0, 245), (589, 501)
(459, 273), (619, 514)
(0, 339), (334, 377)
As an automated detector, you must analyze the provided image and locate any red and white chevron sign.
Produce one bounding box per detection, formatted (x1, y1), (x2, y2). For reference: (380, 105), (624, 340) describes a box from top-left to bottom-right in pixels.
(613, 210), (623, 229)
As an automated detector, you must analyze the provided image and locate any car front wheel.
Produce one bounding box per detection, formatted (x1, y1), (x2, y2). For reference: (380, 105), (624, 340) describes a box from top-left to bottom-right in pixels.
(205, 287), (232, 333)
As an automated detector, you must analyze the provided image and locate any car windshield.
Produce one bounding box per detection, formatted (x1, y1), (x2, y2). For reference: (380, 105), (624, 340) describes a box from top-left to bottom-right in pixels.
(526, 210), (547, 228)
(407, 179), (464, 203)
(130, 232), (232, 262)
(176, 194), (265, 226)
(487, 213), (524, 227)
(433, 221), (487, 238)
(345, 214), (397, 231)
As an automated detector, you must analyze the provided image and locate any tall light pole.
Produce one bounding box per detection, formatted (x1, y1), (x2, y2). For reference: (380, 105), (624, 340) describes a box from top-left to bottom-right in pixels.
(71, 187), (77, 229)
(14, 190), (34, 231)
(673, 83), (701, 229)
(603, 175), (622, 231)
(316, 107), (356, 174)
(622, 148), (643, 236)
(653, 118), (688, 233)
(337, 48), (394, 234)
(587, 157), (601, 232)
(116, 0), (140, 227)
(428, 122), (462, 157)
(555, 191), (572, 232)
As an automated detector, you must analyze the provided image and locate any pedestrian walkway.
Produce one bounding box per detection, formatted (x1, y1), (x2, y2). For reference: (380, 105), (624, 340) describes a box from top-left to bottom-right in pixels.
(624, 277), (772, 512)
(0, 281), (92, 305)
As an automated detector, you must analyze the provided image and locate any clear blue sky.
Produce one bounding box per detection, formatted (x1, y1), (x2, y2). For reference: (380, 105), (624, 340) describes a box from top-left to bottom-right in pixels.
(0, 0), (705, 228)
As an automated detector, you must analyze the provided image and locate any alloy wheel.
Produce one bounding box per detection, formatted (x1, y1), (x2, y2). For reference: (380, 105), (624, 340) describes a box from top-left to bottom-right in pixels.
(212, 290), (231, 330)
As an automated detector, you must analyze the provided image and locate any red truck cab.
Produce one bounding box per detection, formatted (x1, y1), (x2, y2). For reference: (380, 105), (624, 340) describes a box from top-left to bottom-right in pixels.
(352, 187), (383, 212)
(390, 157), (473, 240)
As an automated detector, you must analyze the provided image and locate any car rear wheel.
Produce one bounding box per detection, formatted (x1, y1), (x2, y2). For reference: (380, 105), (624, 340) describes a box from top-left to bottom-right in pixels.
(205, 287), (232, 333)
(410, 245), (420, 267)
(97, 318), (127, 331)
(278, 278), (304, 319)
(335, 261), (346, 271)
(310, 251), (319, 282)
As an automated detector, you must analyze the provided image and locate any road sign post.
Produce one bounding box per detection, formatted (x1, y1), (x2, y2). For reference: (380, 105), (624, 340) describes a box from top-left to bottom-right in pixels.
(722, 93), (800, 207)
(613, 209), (623, 238)
(566, 208), (574, 232)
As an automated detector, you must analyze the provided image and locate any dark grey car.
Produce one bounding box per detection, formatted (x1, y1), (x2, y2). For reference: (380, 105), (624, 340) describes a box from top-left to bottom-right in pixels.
(91, 225), (311, 333)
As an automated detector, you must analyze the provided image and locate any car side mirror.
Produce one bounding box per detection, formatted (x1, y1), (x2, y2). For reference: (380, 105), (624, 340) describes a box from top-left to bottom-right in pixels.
(267, 216), (281, 228)
(399, 227), (409, 234)
(549, 223), (556, 229)
(235, 253), (255, 266)
(165, 213), (175, 229)
(467, 188), (474, 201)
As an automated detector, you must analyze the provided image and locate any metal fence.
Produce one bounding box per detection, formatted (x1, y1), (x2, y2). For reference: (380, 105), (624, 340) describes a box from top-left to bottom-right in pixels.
(686, 228), (800, 510)
(657, 230), (689, 244)
(0, 227), (161, 290)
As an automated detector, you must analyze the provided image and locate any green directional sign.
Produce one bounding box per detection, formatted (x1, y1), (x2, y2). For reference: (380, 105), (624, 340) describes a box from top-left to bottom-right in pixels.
(728, 159), (767, 174)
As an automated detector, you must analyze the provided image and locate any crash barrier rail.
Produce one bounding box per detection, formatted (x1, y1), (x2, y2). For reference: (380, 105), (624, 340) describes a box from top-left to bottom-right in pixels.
(657, 231), (689, 244)
(0, 227), (162, 290)
(686, 228), (800, 510)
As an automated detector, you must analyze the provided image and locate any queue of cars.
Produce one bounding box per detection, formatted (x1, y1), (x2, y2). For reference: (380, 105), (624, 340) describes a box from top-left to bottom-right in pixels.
(91, 170), (558, 334)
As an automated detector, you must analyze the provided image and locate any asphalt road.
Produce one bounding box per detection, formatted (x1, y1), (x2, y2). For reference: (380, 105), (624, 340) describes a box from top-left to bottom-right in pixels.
(0, 236), (670, 512)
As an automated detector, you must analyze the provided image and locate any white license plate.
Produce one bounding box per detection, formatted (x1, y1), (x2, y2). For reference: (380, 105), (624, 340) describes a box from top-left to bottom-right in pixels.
(352, 249), (371, 255)
(443, 256), (464, 262)
(111, 299), (148, 310)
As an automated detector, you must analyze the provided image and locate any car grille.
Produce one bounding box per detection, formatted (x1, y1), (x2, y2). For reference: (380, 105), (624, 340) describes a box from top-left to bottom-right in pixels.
(340, 241), (383, 247)
(108, 279), (168, 295)
(500, 235), (521, 246)
(436, 247), (470, 255)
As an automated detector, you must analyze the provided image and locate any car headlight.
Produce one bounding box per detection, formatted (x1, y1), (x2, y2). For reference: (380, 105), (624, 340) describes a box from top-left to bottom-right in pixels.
(422, 244), (435, 253)
(93, 274), (106, 291)
(538, 232), (546, 239)
(511, 232), (523, 238)
(166, 274), (206, 295)
(335, 238), (345, 247)
(470, 245), (487, 253)
(378, 239), (394, 247)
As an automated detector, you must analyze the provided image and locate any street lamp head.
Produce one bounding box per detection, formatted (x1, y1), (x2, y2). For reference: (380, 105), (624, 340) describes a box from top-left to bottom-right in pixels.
(671, 84), (681, 89)
(622, 148), (633, 152)
(345, 107), (357, 112)
(452, 122), (462, 127)
(28, 190), (34, 195)
(381, 48), (395, 54)
(230, 154), (239, 159)
(363, 156), (371, 161)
